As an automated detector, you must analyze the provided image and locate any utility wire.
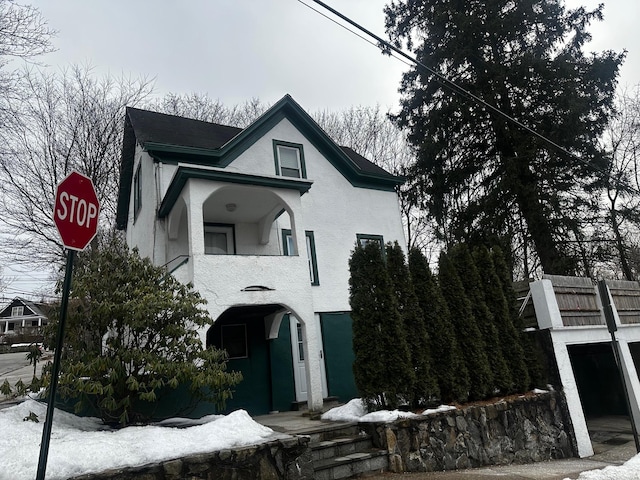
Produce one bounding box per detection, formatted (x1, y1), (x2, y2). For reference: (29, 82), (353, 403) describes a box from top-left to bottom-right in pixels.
(299, 0), (639, 195)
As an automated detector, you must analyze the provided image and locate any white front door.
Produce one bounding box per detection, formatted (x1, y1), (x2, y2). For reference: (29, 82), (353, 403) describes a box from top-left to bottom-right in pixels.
(290, 314), (328, 402)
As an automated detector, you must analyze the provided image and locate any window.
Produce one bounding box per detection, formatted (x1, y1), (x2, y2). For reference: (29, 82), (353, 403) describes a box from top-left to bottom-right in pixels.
(31, 320), (39, 327)
(282, 229), (319, 285)
(204, 224), (235, 255)
(221, 324), (248, 359)
(273, 140), (306, 178)
(296, 322), (304, 361)
(11, 306), (23, 317)
(7, 322), (14, 331)
(356, 234), (384, 254)
(133, 162), (142, 220)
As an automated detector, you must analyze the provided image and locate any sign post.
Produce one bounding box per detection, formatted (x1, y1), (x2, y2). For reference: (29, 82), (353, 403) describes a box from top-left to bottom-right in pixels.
(36, 171), (100, 480)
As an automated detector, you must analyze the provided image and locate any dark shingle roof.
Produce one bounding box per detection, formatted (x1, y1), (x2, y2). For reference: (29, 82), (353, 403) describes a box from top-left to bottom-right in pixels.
(126, 107), (242, 150)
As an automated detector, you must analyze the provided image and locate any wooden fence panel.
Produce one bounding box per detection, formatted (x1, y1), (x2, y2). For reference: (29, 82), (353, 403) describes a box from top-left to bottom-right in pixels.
(543, 275), (603, 327)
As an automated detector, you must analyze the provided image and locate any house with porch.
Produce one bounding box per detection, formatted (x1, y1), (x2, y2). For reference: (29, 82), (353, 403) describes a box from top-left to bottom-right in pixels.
(115, 94), (406, 415)
(0, 297), (48, 344)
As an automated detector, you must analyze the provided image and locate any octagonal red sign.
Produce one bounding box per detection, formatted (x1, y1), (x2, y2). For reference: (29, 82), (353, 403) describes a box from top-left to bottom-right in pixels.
(53, 171), (100, 251)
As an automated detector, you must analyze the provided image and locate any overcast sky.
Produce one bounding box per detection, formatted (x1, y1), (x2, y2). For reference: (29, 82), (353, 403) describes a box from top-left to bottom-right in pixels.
(30, 0), (640, 113)
(3, 0), (639, 300)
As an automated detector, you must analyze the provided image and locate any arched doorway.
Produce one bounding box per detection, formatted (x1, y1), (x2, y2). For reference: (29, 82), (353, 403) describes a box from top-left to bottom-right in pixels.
(206, 304), (297, 415)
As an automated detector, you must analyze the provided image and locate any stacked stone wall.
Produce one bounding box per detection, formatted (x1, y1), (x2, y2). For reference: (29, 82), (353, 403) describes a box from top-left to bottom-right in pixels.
(70, 436), (313, 480)
(362, 391), (575, 473)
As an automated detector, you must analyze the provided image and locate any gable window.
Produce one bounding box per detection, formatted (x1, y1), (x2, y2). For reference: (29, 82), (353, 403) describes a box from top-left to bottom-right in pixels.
(11, 306), (23, 317)
(356, 234), (384, 254)
(273, 140), (306, 179)
(204, 224), (235, 255)
(282, 229), (319, 285)
(133, 163), (142, 220)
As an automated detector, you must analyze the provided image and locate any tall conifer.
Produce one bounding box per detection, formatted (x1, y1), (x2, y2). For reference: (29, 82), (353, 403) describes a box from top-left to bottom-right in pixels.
(386, 242), (438, 407)
(449, 243), (510, 395)
(439, 250), (493, 400)
(492, 246), (547, 389)
(409, 248), (469, 403)
(473, 245), (530, 393)
(349, 242), (413, 410)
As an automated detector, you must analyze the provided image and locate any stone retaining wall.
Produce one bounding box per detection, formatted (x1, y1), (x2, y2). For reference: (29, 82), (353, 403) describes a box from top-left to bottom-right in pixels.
(362, 391), (575, 473)
(70, 436), (313, 480)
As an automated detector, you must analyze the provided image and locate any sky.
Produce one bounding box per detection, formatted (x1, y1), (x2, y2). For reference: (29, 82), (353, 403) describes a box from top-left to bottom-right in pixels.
(0, 397), (637, 480)
(2, 0), (639, 300)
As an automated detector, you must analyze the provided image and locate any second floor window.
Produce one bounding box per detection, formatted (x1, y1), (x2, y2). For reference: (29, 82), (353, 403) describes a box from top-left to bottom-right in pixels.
(282, 229), (319, 285)
(204, 224), (235, 255)
(274, 140), (306, 179)
(11, 306), (23, 317)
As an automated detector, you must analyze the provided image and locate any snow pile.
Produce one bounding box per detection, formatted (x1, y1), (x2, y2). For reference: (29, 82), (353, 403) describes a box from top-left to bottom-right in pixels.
(0, 400), (277, 480)
(321, 398), (455, 423)
(571, 454), (640, 480)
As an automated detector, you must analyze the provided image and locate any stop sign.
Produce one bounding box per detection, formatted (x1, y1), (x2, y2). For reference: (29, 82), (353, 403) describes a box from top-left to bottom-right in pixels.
(53, 171), (100, 251)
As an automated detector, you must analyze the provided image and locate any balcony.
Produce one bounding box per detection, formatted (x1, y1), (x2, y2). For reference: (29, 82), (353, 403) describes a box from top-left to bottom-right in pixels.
(171, 253), (310, 301)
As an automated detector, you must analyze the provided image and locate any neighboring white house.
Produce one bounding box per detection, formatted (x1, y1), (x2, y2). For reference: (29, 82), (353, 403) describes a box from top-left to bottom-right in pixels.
(0, 297), (48, 344)
(115, 95), (406, 415)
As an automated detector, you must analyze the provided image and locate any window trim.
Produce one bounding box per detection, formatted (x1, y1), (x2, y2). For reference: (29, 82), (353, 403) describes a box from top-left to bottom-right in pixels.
(273, 140), (307, 179)
(11, 306), (24, 317)
(204, 223), (236, 255)
(133, 162), (142, 221)
(282, 229), (320, 286)
(356, 233), (385, 255)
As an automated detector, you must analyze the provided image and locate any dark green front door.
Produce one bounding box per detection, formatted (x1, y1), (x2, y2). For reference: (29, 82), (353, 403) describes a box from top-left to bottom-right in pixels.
(207, 306), (295, 415)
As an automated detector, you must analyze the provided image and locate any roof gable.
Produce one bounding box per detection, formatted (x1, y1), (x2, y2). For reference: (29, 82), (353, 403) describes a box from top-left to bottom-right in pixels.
(117, 95), (403, 229)
(0, 297), (46, 318)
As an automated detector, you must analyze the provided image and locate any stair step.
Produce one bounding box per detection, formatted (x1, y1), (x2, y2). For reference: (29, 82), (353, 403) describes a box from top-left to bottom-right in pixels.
(313, 449), (388, 480)
(298, 421), (361, 443)
(312, 435), (374, 461)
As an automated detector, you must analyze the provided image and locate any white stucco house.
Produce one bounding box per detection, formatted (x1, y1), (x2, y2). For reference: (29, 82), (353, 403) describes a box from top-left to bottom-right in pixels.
(115, 94), (406, 415)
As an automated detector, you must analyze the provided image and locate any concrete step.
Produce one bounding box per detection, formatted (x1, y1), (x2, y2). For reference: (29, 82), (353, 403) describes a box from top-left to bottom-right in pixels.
(299, 421), (362, 444)
(312, 434), (374, 461)
(313, 448), (388, 480)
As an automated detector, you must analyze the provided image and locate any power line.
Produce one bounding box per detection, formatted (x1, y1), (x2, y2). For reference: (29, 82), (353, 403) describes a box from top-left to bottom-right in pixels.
(299, 0), (639, 196)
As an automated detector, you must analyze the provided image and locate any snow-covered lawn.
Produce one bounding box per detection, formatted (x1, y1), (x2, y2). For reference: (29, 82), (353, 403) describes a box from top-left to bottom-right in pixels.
(0, 400), (277, 480)
(1, 397), (637, 480)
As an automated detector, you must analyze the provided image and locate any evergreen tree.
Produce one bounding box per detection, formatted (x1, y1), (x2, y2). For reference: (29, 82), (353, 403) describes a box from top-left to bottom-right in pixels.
(473, 245), (530, 393)
(349, 242), (414, 410)
(492, 246), (546, 388)
(386, 242), (438, 407)
(44, 233), (242, 426)
(438, 250), (493, 400)
(449, 243), (510, 395)
(385, 0), (624, 275)
(408, 248), (469, 403)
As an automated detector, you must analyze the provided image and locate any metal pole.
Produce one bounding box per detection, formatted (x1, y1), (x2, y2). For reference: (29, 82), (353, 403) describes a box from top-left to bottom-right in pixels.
(36, 249), (75, 480)
(597, 279), (640, 453)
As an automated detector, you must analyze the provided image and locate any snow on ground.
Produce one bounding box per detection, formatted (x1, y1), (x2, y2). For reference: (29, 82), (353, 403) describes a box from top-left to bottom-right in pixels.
(1, 395), (636, 480)
(321, 398), (456, 422)
(570, 454), (640, 480)
(0, 400), (278, 480)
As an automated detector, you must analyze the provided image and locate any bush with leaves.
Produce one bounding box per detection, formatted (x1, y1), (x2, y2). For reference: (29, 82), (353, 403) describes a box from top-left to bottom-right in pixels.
(44, 233), (242, 426)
